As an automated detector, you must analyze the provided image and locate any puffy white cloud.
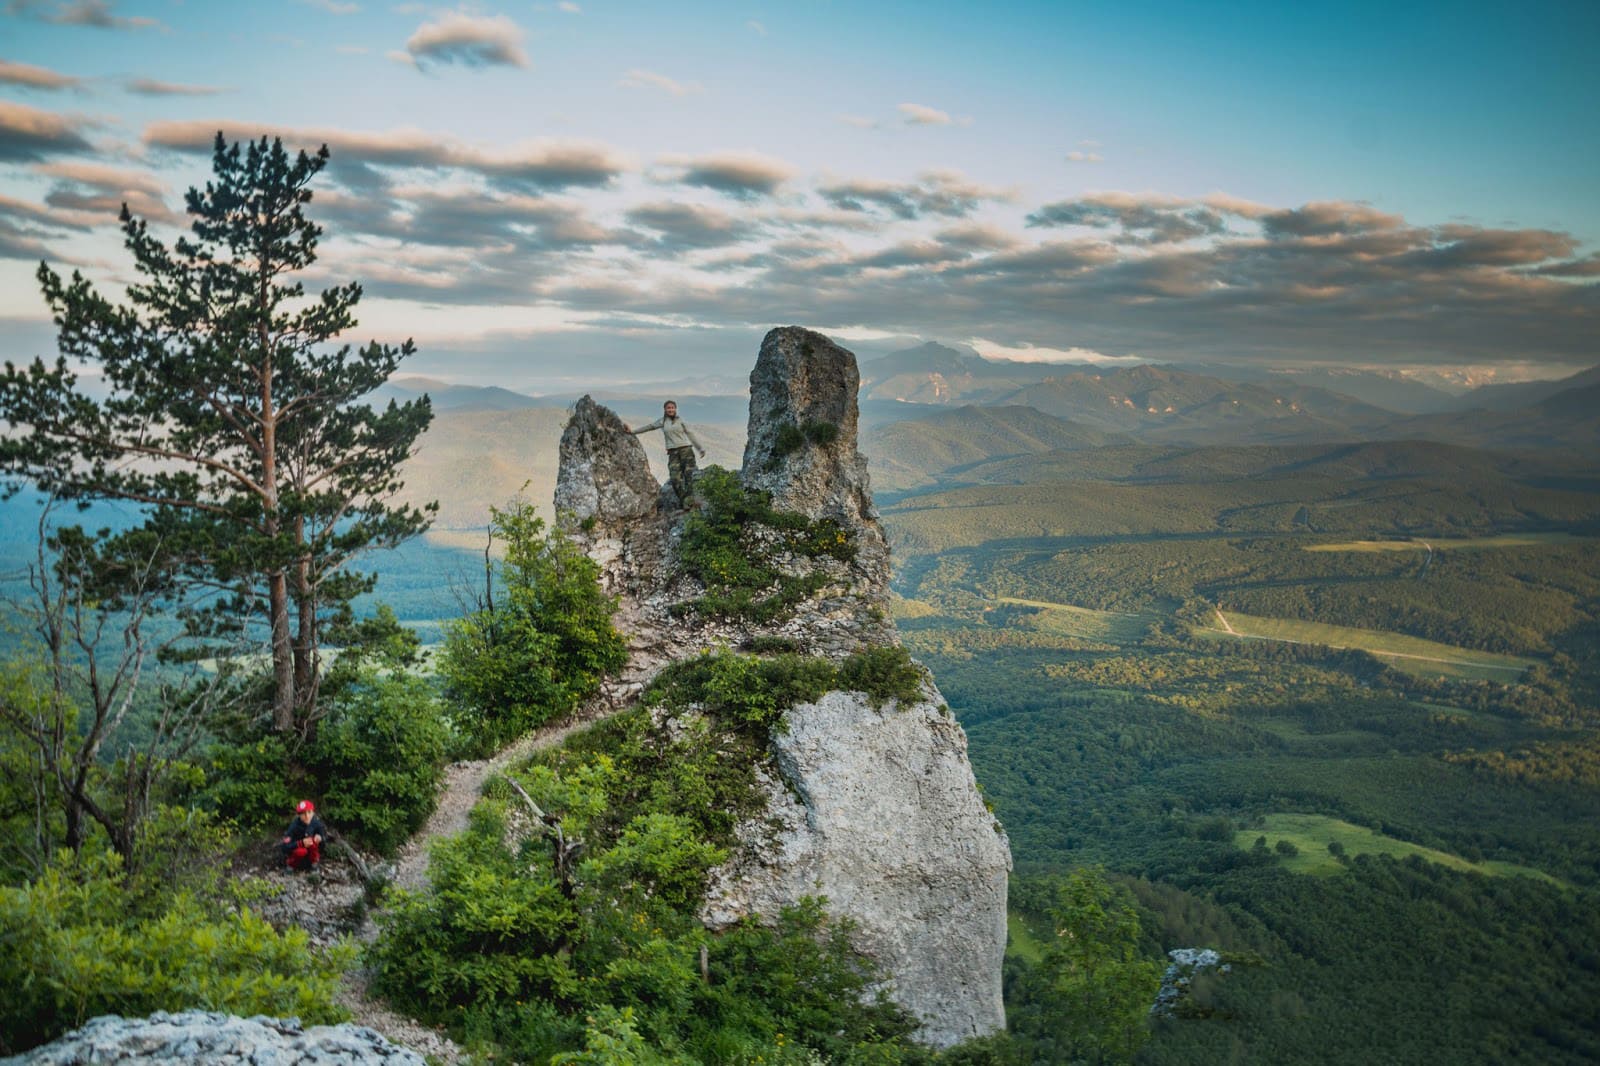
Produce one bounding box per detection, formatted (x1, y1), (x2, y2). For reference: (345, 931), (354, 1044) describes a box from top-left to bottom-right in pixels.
(658, 151), (795, 199)
(400, 12), (528, 70)
(899, 102), (950, 125)
(817, 170), (1012, 219)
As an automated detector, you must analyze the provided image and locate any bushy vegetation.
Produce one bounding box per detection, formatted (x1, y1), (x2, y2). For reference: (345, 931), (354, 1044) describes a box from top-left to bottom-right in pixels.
(370, 706), (919, 1062)
(314, 671), (450, 854)
(0, 833), (350, 1055)
(677, 467), (856, 622)
(439, 498), (628, 754)
(645, 645), (926, 735)
(772, 419), (840, 459)
(1003, 870), (1161, 1064)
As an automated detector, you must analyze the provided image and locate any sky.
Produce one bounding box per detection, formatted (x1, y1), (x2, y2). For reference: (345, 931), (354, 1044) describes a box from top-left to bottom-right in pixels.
(2, 0), (1597, 392)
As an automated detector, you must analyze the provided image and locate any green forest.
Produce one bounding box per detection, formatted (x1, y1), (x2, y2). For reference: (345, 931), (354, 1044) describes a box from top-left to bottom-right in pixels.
(886, 451), (1600, 1063)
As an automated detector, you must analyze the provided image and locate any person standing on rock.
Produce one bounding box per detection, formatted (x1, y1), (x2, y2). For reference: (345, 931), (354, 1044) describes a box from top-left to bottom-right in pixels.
(280, 799), (327, 873)
(625, 400), (707, 510)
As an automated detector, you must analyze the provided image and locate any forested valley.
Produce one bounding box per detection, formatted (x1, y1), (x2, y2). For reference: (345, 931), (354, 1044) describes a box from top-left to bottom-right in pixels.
(884, 444), (1600, 1063)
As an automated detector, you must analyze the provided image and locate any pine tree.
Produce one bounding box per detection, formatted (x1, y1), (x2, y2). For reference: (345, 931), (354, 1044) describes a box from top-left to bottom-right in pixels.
(0, 134), (434, 734)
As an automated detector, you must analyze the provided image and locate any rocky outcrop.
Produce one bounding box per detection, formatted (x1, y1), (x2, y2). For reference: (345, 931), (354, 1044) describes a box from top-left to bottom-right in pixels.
(1151, 948), (1232, 1019)
(554, 324), (1011, 1047)
(554, 395), (661, 528)
(11, 1011), (425, 1065)
(702, 692), (1010, 1047)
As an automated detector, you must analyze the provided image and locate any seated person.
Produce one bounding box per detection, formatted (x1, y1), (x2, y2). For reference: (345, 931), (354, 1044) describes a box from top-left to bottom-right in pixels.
(280, 799), (326, 872)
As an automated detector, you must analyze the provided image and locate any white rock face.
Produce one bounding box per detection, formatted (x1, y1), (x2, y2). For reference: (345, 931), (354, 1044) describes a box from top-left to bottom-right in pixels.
(11, 1011), (426, 1065)
(702, 690), (1012, 1047)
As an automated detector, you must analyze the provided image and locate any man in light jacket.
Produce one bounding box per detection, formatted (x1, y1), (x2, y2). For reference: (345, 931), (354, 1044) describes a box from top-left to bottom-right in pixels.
(626, 400), (707, 510)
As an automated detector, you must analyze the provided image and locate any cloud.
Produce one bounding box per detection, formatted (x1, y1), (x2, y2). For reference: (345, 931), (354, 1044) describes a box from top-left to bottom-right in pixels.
(817, 170), (1013, 220)
(1027, 193), (1231, 244)
(34, 160), (175, 223)
(1529, 254), (1600, 278)
(532, 192), (1598, 370)
(558, 1), (581, 10)
(837, 114), (878, 129)
(618, 69), (702, 96)
(0, 101), (96, 161)
(1260, 200), (1403, 237)
(852, 240), (970, 270)
(898, 102), (972, 127)
(7, 0), (158, 29)
(144, 119), (629, 191)
(898, 102), (950, 125)
(0, 191), (90, 259)
(746, 19), (766, 34)
(399, 11), (528, 70)
(660, 151), (794, 199)
(0, 58), (83, 90)
(126, 77), (230, 96)
(298, 0), (359, 12)
(625, 201), (756, 251)
(1065, 151), (1102, 163)
(935, 223), (1021, 253)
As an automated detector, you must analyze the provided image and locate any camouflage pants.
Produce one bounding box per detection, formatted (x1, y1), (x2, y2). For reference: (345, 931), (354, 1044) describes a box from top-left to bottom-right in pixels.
(667, 446), (698, 507)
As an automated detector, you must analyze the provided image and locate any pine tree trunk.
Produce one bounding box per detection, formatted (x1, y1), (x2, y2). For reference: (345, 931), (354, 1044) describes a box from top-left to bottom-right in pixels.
(270, 572), (296, 731)
(293, 546), (318, 738)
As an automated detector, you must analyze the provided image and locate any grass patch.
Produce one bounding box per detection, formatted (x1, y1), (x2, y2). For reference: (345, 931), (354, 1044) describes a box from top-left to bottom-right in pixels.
(994, 596), (1154, 643)
(1006, 912), (1045, 963)
(1206, 608), (1534, 681)
(1236, 813), (1560, 883)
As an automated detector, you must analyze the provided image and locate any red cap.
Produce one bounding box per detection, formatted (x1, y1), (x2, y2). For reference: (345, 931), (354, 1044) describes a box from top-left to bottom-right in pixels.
(296, 800), (315, 813)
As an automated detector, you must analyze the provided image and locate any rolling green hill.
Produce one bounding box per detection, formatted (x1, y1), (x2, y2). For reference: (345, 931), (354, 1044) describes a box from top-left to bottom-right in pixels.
(862, 405), (1133, 493)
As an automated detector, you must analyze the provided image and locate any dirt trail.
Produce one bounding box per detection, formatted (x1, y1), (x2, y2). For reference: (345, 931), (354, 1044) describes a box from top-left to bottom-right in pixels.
(387, 711), (610, 896)
(282, 702), (629, 1063)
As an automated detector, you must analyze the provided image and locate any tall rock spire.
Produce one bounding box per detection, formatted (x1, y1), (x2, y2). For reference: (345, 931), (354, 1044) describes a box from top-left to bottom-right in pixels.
(554, 327), (1010, 1047)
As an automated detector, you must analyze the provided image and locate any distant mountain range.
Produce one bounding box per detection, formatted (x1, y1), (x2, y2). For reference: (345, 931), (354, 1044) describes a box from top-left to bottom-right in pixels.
(862, 405), (1132, 493)
(377, 345), (1597, 529)
(857, 344), (1600, 453)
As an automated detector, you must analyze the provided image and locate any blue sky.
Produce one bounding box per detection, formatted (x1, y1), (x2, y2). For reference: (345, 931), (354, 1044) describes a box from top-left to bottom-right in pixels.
(2, 0), (1596, 390)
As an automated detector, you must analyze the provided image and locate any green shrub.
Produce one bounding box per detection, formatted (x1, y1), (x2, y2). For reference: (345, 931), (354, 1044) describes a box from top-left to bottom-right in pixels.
(368, 822), (579, 1020)
(645, 650), (836, 734)
(677, 467), (854, 622)
(773, 422), (806, 458)
(313, 671), (450, 855)
(744, 634), (802, 654)
(0, 847), (350, 1055)
(439, 499), (627, 754)
(199, 732), (303, 833)
(839, 646), (926, 707)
